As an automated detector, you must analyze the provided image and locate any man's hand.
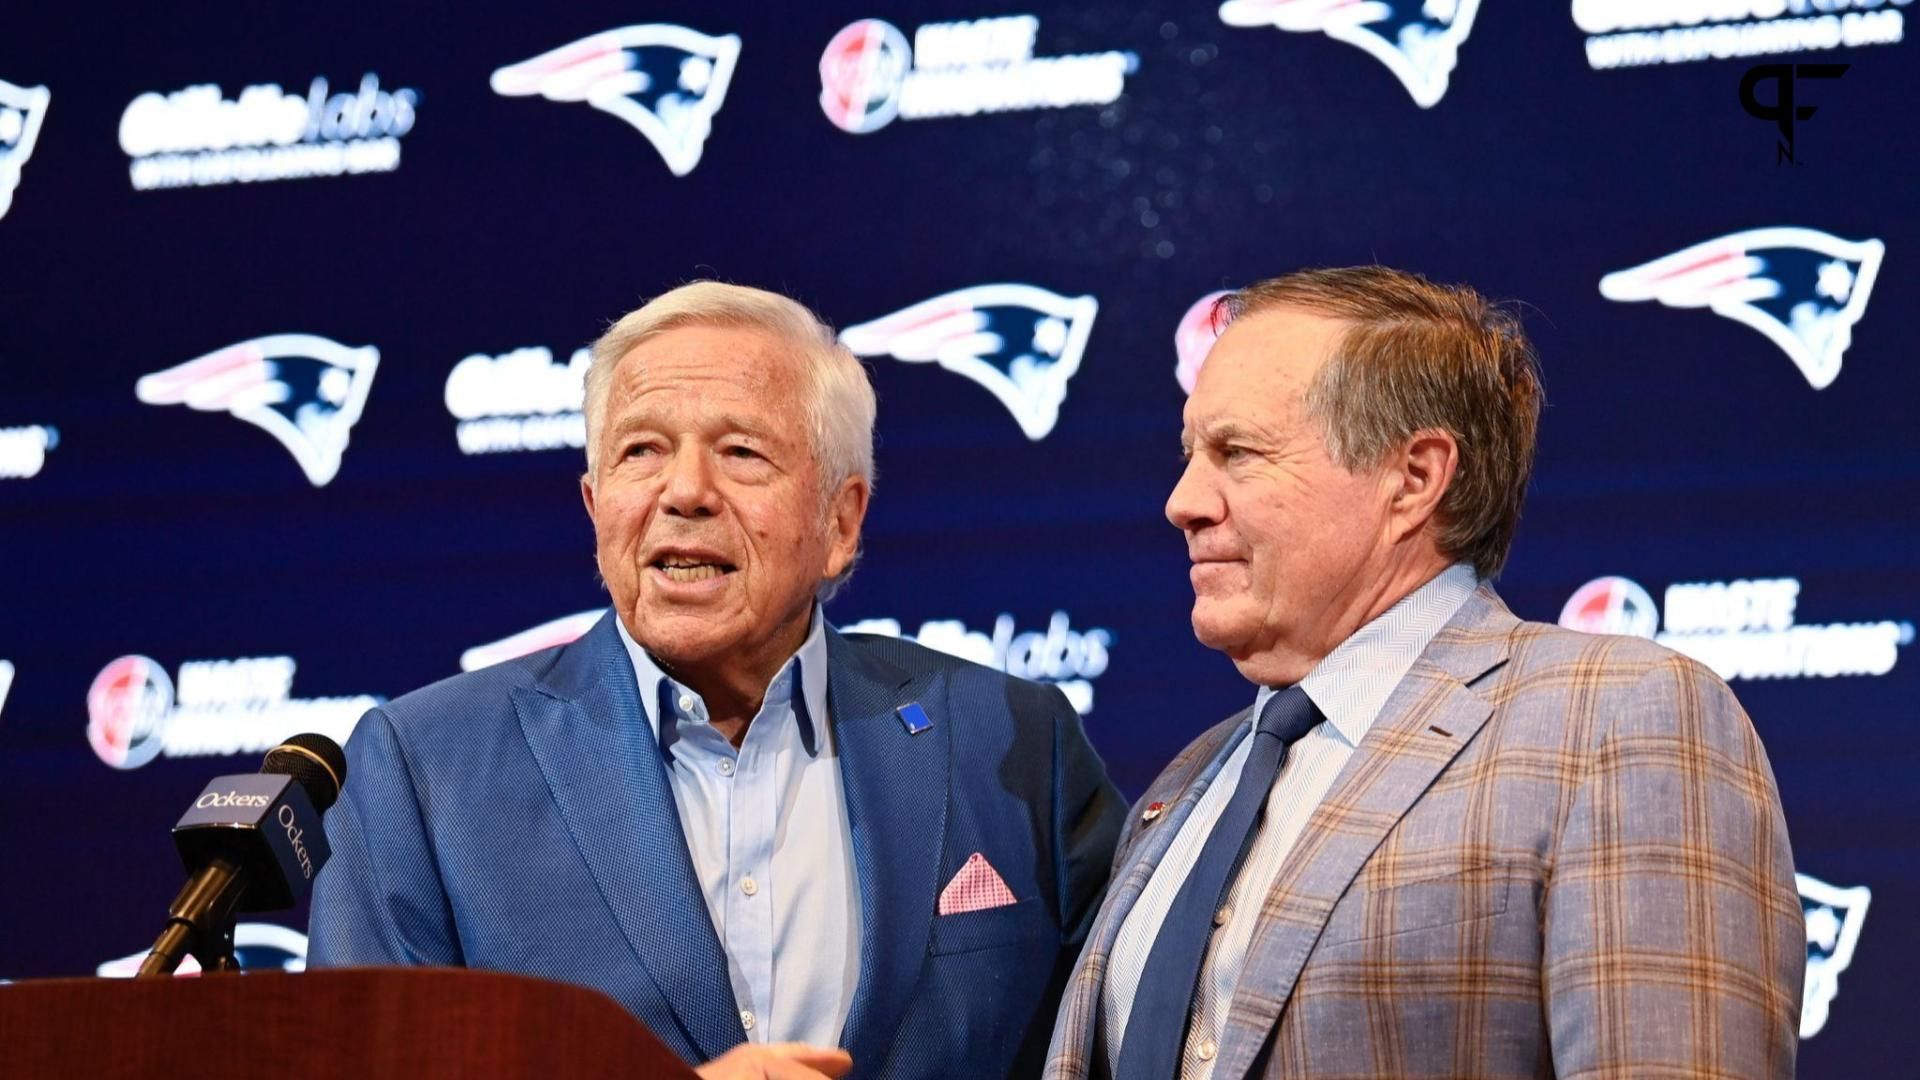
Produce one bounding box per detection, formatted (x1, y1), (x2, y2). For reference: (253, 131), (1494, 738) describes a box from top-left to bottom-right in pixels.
(694, 1043), (853, 1080)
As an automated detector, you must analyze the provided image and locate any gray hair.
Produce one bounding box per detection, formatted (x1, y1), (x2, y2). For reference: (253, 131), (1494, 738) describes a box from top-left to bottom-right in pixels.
(583, 281), (878, 598)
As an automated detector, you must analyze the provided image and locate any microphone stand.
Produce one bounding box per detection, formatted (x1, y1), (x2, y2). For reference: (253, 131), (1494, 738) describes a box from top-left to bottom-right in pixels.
(135, 858), (245, 978)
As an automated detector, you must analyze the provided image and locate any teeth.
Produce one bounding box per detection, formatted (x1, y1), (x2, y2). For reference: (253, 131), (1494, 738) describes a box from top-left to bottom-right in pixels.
(661, 564), (723, 583)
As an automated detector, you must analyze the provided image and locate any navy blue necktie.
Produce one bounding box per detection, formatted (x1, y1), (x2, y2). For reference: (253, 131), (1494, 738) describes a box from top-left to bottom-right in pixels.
(1114, 685), (1323, 1080)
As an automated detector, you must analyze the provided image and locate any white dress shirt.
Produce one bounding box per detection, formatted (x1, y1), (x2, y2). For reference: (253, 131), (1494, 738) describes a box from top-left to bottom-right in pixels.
(1101, 564), (1479, 1076)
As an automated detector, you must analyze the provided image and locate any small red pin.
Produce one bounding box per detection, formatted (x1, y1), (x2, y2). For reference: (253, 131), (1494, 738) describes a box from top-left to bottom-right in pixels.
(1141, 801), (1166, 823)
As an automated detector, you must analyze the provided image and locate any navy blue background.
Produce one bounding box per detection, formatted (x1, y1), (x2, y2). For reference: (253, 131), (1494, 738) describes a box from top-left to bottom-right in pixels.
(1, 4), (1912, 1072)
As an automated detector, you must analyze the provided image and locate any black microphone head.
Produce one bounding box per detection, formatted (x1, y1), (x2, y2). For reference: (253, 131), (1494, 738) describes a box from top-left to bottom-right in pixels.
(262, 733), (347, 812)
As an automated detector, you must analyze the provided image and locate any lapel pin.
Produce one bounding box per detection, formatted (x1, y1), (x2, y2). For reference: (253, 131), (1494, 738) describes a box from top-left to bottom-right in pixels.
(1141, 801), (1166, 823)
(897, 702), (933, 735)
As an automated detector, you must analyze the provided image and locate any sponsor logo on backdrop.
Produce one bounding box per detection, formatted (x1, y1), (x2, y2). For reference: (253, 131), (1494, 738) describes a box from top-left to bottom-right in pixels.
(1560, 574), (1913, 680)
(0, 78), (50, 219)
(86, 654), (378, 770)
(445, 346), (587, 455)
(1220, 0), (1482, 108)
(492, 25), (741, 177)
(460, 610), (605, 671)
(1577, 0), (1907, 70)
(119, 74), (417, 191)
(98, 923), (308, 977)
(1599, 227), (1883, 390)
(0, 424), (56, 479)
(841, 284), (1099, 440)
(841, 611), (1113, 715)
(1175, 290), (1231, 394)
(819, 14), (1136, 134)
(0, 660), (13, 720)
(1799, 872), (1870, 1038)
(135, 334), (378, 486)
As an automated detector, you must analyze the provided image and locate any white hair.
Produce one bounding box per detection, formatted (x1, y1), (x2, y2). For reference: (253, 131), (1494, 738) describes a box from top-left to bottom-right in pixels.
(583, 281), (877, 598)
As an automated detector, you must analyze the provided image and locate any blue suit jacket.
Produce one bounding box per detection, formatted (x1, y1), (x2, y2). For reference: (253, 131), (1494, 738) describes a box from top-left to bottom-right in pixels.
(310, 612), (1125, 1078)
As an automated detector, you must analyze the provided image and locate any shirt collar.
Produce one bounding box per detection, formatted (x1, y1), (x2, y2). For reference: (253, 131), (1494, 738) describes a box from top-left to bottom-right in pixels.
(1253, 563), (1480, 748)
(614, 605), (831, 757)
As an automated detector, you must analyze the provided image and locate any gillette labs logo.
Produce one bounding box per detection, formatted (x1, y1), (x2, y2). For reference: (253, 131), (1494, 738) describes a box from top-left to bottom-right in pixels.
(841, 611), (1113, 715)
(1577, 0), (1907, 70)
(120, 74), (417, 190)
(820, 15), (1136, 134)
(86, 654), (379, 770)
(0, 424), (57, 479)
(1560, 575), (1912, 680)
(492, 25), (741, 177)
(446, 346), (587, 455)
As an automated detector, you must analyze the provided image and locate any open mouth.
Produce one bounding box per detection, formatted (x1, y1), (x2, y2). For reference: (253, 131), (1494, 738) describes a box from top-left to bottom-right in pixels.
(652, 556), (737, 583)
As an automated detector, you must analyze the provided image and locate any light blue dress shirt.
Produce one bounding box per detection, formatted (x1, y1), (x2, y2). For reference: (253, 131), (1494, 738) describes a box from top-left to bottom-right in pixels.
(615, 607), (861, 1048)
(1101, 564), (1480, 1076)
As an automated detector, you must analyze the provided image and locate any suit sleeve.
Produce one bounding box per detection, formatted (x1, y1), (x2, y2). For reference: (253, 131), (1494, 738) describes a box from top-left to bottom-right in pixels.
(1542, 655), (1803, 1080)
(307, 705), (463, 967)
(1049, 686), (1127, 947)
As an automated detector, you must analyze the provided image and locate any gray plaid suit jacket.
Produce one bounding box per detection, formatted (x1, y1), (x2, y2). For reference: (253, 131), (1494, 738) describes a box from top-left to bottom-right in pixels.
(1046, 585), (1802, 1079)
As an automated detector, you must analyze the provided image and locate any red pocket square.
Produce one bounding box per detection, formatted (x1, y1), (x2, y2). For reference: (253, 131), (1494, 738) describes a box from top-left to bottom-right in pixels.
(938, 852), (1018, 915)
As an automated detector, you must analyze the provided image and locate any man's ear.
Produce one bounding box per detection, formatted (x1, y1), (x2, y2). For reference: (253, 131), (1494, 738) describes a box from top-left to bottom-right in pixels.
(580, 473), (596, 519)
(824, 475), (871, 580)
(1387, 427), (1459, 543)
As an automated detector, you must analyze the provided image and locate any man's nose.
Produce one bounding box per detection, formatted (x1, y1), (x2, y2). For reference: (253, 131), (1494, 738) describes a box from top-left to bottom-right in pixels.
(659, 447), (721, 517)
(1165, 456), (1222, 533)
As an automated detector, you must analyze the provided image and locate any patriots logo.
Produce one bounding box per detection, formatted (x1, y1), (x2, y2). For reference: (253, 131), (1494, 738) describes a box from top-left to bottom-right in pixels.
(135, 334), (379, 487)
(460, 610), (603, 672)
(0, 78), (50, 220)
(1219, 0), (1481, 108)
(841, 284), (1099, 441)
(1798, 872), (1871, 1039)
(490, 25), (741, 178)
(1599, 227), (1885, 390)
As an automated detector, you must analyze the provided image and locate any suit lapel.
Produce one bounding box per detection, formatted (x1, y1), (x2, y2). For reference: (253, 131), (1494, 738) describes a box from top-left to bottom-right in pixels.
(1210, 585), (1518, 1079)
(1051, 709), (1252, 1075)
(827, 631), (951, 1076)
(511, 612), (743, 1062)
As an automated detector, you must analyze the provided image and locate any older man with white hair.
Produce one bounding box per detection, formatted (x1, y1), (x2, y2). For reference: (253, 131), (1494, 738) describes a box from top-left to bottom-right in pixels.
(311, 282), (1126, 1080)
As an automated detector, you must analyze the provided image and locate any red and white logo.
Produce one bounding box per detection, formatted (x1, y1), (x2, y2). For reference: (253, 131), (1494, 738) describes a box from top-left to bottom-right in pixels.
(1558, 575), (1659, 639)
(1175, 290), (1231, 394)
(460, 611), (605, 671)
(819, 20), (912, 134)
(87, 655), (174, 770)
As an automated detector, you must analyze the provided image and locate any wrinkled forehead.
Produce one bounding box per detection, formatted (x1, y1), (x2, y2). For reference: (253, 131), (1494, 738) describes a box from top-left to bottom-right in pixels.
(1182, 310), (1337, 435)
(610, 324), (807, 407)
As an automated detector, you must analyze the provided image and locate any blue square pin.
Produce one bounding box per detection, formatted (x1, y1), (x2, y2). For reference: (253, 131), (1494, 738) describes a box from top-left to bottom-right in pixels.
(896, 702), (932, 735)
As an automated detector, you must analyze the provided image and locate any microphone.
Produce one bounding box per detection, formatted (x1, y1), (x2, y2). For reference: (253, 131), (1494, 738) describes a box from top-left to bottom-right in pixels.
(135, 733), (348, 978)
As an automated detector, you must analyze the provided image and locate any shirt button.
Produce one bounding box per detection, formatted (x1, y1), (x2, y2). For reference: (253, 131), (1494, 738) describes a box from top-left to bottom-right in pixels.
(717, 759), (734, 776)
(1214, 905), (1232, 927)
(1197, 1039), (1217, 1062)
(678, 693), (694, 711)
(741, 875), (758, 897)
(740, 1010), (755, 1031)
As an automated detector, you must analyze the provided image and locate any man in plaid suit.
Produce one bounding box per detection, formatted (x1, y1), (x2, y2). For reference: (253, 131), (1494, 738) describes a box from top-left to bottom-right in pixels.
(1046, 267), (1802, 1079)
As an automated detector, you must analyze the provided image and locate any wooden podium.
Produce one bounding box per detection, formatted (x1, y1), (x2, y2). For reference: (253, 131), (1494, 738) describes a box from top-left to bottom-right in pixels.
(0, 968), (699, 1078)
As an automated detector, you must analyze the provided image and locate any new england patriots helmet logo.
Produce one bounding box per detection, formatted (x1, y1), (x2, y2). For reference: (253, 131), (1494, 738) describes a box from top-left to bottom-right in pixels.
(841, 284), (1099, 441)
(1798, 872), (1871, 1039)
(1600, 227), (1884, 390)
(1219, 0), (1481, 108)
(135, 334), (379, 487)
(0, 77), (51, 220)
(490, 25), (741, 177)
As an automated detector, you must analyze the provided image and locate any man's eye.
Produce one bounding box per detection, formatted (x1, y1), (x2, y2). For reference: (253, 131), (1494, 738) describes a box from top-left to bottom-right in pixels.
(623, 443), (657, 458)
(724, 446), (760, 460)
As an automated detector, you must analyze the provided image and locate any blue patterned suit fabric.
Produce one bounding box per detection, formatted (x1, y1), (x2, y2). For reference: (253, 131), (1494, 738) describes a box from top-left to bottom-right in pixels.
(309, 610), (1127, 1078)
(1048, 583), (1802, 1080)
